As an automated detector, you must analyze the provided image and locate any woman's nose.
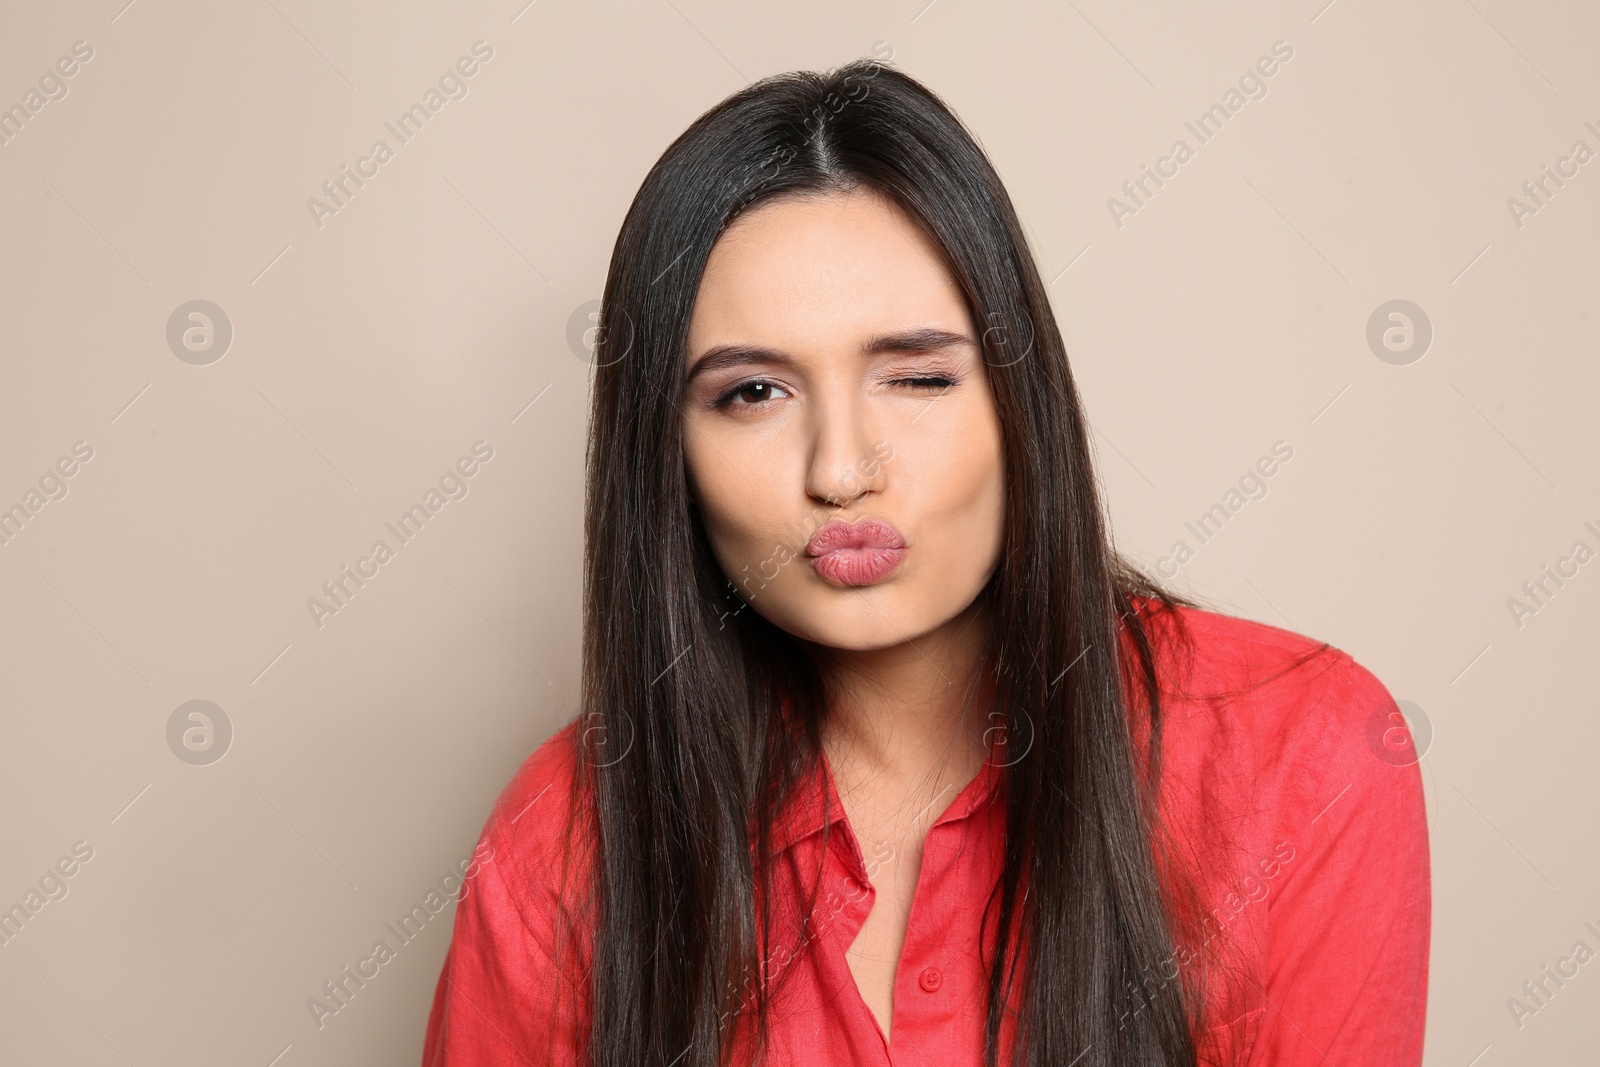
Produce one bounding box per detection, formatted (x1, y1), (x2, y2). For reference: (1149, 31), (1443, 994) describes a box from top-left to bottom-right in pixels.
(803, 389), (886, 508)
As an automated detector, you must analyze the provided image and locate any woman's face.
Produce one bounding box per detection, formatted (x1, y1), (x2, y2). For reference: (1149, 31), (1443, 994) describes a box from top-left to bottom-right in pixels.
(682, 188), (1005, 651)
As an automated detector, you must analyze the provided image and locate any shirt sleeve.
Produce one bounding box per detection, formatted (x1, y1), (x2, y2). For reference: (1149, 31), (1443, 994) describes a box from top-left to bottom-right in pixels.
(1247, 650), (1432, 1065)
(421, 801), (590, 1066)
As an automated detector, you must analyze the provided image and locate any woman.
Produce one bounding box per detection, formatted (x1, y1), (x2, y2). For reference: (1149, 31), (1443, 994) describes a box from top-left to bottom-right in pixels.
(422, 58), (1429, 1067)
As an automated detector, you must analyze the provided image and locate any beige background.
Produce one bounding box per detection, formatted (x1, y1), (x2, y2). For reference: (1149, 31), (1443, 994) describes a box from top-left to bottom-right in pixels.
(2, 0), (1597, 1063)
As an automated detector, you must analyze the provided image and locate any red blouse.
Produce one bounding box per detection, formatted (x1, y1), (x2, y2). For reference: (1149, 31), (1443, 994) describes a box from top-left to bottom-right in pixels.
(422, 601), (1431, 1065)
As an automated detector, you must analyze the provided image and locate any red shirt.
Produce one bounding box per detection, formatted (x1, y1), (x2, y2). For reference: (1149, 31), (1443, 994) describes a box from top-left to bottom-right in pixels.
(422, 601), (1431, 1065)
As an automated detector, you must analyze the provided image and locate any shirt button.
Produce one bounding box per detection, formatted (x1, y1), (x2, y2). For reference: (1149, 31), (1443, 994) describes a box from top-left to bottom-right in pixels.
(919, 967), (943, 992)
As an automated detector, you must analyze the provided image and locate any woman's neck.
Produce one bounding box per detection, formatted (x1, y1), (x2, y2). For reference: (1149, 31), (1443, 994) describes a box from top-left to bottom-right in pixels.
(812, 595), (995, 807)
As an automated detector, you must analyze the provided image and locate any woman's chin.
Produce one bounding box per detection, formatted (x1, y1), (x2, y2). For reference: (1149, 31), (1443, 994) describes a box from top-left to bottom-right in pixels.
(762, 596), (966, 655)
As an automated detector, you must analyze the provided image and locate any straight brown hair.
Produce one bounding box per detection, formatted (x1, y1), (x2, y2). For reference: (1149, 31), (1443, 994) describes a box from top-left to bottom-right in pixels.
(553, 58), (1329, 1066)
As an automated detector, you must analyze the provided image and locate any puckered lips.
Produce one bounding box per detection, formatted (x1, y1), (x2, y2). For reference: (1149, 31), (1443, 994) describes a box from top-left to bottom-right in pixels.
(804, 516), (907, 587)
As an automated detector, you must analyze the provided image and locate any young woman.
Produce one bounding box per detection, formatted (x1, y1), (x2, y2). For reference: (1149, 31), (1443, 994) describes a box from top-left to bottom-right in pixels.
(422, 59), (1430, 1067)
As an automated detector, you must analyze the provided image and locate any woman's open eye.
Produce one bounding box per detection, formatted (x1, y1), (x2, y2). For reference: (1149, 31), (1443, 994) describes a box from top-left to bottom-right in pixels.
(713, 379), (791, 409)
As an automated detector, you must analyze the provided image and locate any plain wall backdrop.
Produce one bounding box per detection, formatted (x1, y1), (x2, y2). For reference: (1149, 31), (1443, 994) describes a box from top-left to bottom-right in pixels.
(2, 0), (1597, 1063)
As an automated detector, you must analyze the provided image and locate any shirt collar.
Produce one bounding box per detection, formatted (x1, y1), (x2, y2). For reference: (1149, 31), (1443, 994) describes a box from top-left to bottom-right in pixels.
(763, 734), (1007, 857)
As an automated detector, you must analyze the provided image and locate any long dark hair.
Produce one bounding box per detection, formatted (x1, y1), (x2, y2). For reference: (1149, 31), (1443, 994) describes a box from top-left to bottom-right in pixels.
(558, 57), (1304, 1067)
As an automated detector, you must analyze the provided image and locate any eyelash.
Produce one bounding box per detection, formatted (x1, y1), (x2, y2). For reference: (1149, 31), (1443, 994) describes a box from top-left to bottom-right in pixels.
(711, 375), (961, 410)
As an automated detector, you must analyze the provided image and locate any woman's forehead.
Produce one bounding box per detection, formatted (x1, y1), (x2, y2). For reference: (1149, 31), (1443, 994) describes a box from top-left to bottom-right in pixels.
(690, 191), (970, 352)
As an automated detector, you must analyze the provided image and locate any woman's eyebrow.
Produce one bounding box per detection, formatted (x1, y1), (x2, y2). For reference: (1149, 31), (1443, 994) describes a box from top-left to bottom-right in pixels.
(686, 327), (976, 383)
(860, 326), (976, 357)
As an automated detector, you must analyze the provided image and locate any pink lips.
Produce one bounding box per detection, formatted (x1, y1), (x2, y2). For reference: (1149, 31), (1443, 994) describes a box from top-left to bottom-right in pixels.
(804, 517), (907, 587)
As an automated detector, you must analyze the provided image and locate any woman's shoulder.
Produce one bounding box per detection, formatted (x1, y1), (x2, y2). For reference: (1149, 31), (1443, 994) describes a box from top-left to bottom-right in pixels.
(483, 717), (588, 856)
(1131, 593), (1395, 740)
(1129, 598), (1430, 1062)
(1132, 593), (1337, 679)
(471, 718), (595, 918)
(425, 719), (594, 1064)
